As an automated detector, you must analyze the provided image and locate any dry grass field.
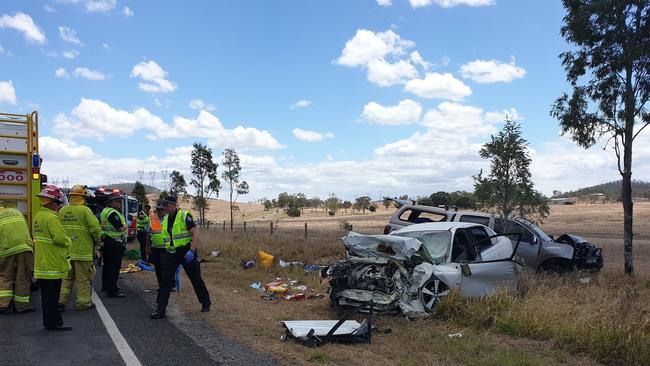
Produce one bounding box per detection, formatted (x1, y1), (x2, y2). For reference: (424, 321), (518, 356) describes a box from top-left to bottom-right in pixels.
(133, 202), (650, 365)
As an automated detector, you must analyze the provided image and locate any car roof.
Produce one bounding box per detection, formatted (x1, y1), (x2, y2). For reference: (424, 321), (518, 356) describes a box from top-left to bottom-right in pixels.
(392, 221), (482, 234)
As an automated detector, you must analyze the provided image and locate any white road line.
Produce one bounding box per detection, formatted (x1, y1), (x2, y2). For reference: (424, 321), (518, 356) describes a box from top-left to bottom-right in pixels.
(92, 290), (143, 366)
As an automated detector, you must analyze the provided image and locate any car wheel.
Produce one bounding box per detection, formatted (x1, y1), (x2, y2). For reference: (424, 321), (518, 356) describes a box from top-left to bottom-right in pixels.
(419, 277), (449, 312)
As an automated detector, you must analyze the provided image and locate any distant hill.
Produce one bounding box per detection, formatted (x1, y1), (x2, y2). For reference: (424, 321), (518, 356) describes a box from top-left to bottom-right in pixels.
(102, 182), (160, 194)
(556, 180), (650, 200)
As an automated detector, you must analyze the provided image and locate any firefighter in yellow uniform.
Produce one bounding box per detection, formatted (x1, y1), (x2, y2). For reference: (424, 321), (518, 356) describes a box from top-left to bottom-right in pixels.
(0, 201), (34, 314)
(33, 185), (72, 331)
(58, 185), (102, 311)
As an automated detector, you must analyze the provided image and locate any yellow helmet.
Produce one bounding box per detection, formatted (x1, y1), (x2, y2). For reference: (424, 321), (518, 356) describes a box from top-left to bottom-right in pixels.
(69, 184), (90, 197)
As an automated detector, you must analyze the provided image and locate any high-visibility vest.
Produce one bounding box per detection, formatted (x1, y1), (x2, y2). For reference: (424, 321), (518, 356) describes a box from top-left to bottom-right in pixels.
(59, 204), (102, 261)
(162, 209), (192, 252)
(150, 210), (166, 248)
(0, 208), (33, 258)
(136, 215), (149, 230)
(100, 207), (126, 243)
(33, 207), (71, 280)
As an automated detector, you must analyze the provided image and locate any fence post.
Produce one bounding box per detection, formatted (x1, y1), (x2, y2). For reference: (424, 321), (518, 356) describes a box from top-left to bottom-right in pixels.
(304, 222), (308, 239)
(222, 220), (225, 231)
(270, 221), (274, 236)
(244, 221), (247, 232)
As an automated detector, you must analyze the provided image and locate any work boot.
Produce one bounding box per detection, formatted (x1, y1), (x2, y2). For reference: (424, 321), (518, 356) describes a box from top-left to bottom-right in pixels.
(201, 303), (211, 313)
(14, 307), (35, 314)
(150, 306), (166, 319)
(75, 304), (96, 311)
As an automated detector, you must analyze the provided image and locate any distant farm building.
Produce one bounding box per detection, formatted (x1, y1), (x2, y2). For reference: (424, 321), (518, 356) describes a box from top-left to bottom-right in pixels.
(551, 197), (577, 205)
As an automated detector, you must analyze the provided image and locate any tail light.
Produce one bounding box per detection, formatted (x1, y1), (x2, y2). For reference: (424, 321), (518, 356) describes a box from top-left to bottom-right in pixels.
(383, 225), (391, 235)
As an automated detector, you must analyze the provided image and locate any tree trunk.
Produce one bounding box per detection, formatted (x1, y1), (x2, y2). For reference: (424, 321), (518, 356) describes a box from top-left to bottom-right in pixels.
(622, 65), (635, 275)
(229, 185), (234, 232)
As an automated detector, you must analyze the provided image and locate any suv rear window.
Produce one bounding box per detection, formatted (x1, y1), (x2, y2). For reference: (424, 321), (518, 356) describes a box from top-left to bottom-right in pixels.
(459, 214), (490, 226)
(398, 208), (446, 224)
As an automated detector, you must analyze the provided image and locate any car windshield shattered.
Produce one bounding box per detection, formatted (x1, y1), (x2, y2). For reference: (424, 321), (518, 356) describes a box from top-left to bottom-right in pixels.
(392, 230), (450, 264)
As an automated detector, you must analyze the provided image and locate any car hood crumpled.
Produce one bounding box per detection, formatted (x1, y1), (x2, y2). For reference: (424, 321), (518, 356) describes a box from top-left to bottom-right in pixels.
(324, 232), (436, 318)
(342, 231), (424, 261)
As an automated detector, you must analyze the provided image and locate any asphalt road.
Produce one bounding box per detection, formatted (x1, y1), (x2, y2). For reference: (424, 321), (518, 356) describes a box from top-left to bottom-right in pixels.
(0, 265), (277, 366)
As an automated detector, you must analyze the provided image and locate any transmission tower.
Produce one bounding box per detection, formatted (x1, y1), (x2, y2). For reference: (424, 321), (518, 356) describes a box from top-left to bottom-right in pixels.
(137, 169), (145, 183)
(160, 169), (169, 191)
(147, 171), (156, 189)
(61, 177), (70, 189)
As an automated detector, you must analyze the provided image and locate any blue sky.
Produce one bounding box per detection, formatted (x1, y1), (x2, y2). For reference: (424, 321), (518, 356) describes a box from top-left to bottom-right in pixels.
(1, 0), (648, 201)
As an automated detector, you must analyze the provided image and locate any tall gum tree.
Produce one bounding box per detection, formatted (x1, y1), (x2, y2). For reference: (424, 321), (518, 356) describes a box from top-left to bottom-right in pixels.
(551, 0), (649, 274)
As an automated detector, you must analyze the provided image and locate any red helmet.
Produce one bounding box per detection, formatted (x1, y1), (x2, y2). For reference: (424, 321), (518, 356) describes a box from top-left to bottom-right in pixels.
(38, 185), (64, 203)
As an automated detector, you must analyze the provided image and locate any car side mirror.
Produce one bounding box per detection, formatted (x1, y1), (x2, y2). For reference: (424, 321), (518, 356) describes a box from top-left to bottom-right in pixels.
(460, 263), (472, 276)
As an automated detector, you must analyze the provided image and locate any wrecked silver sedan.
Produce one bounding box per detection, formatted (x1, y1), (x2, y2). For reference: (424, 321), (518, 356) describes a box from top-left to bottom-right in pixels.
(323, 222), (522, 318)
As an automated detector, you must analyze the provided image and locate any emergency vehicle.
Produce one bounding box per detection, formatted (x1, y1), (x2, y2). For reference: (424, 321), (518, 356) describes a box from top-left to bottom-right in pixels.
(0, 111), (43, 232)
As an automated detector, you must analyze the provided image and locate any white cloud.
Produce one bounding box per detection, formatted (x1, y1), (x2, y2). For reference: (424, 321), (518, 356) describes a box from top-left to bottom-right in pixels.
(101, 43), (110, 50)
(337, 29), (427, 87)
(130, 60), (177, 93)
(290, 100), (312, 109)
(484, 108), (522, 123)
(292, 128), (335, 142)
(44, 5), (55, 12)
(62, 49), (79, 59)
(58, 0), (117, 13)
(420, 101), (497, 136)
(122, 6), (134, 17)
(460, 59), (526, 83)
(188, 99), (215, 111)
(53, 98), (167, 139)
(337, 29), (414, 68)
(40, 136), (97, 161)
(0, 81), (17, 105)
(154, 110), (284, 150)
(0, 12), (46, 44)
(377, 0), (393, 6)
(404, 72), (472, 100)
(58, 26), (81, 45)
(55, 67), (69, 78)
(0, 44), (4, 54)
(410, 0), (495, 8)
(367, 59), (418, 87)
(361, 99), (422, 125)
(409, 51), (432, 70)
(74, 67), (107, 80)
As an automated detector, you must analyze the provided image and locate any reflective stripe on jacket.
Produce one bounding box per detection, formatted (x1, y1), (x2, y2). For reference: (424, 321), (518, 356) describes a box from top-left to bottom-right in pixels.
(136, 215), (150, 230)
(59, 204), (102, 261)
(0, 208), (33, 258)
(100, 207), (126, 243)
(33, 207), (71, 279)
(162, 209), (192, 252)
(149, 210), (166, 249)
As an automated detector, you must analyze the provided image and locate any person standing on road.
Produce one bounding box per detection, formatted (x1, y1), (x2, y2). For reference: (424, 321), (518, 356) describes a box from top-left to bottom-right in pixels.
(151, 196), (211, 319)
(100, 192), (127, 298)
(0, 201), (35, 314)
(33, 185), (72, 331)
(146, 201), (166, 295)
(136, 205), (150, 262)
(58, 185), (102, 311)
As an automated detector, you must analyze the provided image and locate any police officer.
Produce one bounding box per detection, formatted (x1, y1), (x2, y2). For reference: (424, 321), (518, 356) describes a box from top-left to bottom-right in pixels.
(58, 185), (102, 311)
(33, 185), (72, 331)
(0, 200), (34, 314)
(100, 192), (127, 298)
(150, 196), (210, 319)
